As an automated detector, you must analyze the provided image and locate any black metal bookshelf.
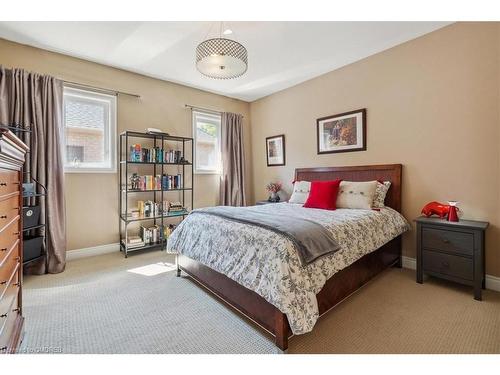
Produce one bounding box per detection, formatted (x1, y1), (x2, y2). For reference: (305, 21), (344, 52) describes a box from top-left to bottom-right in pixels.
(119, 131), (193, 258)
(5, 125), (49, 268)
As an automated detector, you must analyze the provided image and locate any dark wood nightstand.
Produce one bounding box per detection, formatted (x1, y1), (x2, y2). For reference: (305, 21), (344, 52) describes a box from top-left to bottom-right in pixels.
(415, 217), (489, 300)
(255, 200), (280, 205)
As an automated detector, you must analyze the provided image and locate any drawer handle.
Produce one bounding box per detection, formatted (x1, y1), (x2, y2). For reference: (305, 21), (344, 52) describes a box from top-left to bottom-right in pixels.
(12, 308), (20, 313)
(0, 280), (6, 285)
(0, 346), (6, 351)
(441, 261), (450, 268)
(13, 232), (19, 236)
(0, 183), (6, 186)
(0, 248), (6, 251)
(0, 313), (7, 318)
(442, 239), (450, 244)
(0, 215), (7, 219)
(13, 282), (20, 287)
(15, 256), (20, 262)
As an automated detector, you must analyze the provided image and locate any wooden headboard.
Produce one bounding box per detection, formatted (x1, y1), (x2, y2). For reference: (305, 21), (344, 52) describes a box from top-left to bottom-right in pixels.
(294, 164), (402, 212)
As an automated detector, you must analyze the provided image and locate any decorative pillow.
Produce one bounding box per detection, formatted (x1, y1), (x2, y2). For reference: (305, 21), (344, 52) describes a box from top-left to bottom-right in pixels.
(303, 180), (341, 210)
(288, 181), (311, 204)
(336, 180), (378, 209)
(372, 181), (391, 208)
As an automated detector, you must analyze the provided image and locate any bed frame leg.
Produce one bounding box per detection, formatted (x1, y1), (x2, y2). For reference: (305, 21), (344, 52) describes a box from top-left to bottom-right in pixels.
(274, 311), (289, 352)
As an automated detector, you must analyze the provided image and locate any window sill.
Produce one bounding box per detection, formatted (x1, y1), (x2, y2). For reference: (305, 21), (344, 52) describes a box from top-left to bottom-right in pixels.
(65, 168), (117, 174)
(194, 170), (221, 175)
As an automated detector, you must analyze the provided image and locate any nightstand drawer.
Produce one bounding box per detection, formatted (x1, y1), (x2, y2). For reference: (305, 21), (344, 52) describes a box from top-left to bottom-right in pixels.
(422, 250), (473, 281)
(422, 227), (473, 256)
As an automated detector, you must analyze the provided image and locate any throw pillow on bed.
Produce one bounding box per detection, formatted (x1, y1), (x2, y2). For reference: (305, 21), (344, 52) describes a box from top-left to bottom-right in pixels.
(336, 180), (378, 209)
(372, 181), (391, 208)
(303, 180), (341, 210)
(288, 180), (311, 204)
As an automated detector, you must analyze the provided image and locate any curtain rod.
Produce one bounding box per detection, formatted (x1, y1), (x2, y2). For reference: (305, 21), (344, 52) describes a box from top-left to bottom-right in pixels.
(63, 80), (141, 99)
(185, 104), (245, 118)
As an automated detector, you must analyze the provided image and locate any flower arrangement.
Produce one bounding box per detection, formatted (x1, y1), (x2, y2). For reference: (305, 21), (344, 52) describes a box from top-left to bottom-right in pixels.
(266, 182), (282, 193)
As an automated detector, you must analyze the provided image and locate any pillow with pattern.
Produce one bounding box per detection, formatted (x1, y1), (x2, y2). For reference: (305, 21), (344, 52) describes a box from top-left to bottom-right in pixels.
(372, 181), (391, 208)
(336, 180), (378, 209)
(288, 181), (311, 204)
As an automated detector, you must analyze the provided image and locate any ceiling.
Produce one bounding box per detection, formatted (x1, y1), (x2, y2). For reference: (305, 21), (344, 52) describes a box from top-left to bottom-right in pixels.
(0, 22), (450, 102)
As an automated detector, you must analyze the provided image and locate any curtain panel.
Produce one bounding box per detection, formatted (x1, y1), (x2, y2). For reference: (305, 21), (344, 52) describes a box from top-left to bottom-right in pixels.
(219, 112), (246, 206)
(0, 66), (66, 274)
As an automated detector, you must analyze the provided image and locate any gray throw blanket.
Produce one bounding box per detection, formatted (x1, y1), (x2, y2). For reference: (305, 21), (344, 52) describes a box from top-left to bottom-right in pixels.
(191, 206), (340, 266)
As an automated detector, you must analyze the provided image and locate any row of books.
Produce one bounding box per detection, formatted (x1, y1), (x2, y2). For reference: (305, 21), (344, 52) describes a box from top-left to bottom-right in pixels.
(127, 200), (186, 219)
(130, 174), (182, 191)
(130, 144), (182, 163)
(124, 224), (177, 249)
(140, 225), (163, 245)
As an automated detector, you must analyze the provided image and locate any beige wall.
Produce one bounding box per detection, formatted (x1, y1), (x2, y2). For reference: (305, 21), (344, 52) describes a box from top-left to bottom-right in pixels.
(0, 38), (252, 251)
(250, 22), (500, 277)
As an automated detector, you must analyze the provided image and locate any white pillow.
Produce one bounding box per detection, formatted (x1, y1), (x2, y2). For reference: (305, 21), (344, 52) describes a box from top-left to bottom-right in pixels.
(288, 181), (311, 204)
(336, 180), (378, 209)
(372, 181), (391, 208)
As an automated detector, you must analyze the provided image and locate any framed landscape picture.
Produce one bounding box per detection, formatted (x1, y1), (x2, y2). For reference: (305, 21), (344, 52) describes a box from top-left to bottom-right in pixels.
(266, 134), (285, 166)
(316, 108), (366, 154)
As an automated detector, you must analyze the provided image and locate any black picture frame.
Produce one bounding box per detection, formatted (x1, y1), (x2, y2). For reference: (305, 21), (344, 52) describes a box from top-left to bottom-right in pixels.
(266, 134), (285, 167)
(316, 108), (367, 154)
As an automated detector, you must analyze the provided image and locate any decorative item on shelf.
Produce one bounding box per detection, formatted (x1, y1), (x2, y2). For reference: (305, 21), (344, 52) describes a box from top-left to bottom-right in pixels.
(164, 224), (176, 238)
(421, 201), (461, 221)
(266, 135), (285, 166)
(266, 182), (282, 202)
(130, 173), (141, 190)
(146, 127), (170, 136)
(317, 108), (366, 154)
(447, 200), (460, 222)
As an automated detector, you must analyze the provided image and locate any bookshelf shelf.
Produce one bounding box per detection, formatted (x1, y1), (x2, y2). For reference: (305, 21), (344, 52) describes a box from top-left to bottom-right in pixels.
(121, 188), (193, 193)
(119, 131), (193, 258)
(120, 160), (192, 165)
(120, 210), (189, 223)
(119, 239), (167, 253)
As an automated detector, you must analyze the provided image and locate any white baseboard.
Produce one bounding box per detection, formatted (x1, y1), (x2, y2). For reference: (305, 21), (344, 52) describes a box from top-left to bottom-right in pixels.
(67, 243), (119, 261)
(401, 256), (500, 292)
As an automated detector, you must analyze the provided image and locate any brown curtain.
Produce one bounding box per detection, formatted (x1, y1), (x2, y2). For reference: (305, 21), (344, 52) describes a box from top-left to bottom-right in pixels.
(0, 66), (66, 274)
(219, 112), (246, 206)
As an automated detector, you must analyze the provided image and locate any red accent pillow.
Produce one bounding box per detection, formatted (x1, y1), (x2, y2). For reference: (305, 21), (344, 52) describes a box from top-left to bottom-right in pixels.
(303, 180), (341, 210)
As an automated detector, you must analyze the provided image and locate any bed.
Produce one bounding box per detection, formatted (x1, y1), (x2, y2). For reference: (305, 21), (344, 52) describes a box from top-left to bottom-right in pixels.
(168, 164), (407, 351)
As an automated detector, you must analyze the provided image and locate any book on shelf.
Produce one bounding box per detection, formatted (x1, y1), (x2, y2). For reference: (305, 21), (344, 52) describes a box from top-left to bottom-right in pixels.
(129, 144), (183, 164)
(124, 235), (145, 249)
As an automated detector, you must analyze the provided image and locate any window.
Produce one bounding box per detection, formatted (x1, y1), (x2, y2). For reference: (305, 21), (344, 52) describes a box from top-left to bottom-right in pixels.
(193, 110), (221, 174)
(63, 86), (117, 172)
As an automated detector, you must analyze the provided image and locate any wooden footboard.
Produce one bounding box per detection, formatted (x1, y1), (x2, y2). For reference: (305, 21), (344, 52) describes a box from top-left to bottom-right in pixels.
(177, 235), (401, 351)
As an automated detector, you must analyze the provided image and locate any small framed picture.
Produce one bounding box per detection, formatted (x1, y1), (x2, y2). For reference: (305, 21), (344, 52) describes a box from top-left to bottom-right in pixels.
(317, 109), (366, 154)
(266, 134), (285, 166)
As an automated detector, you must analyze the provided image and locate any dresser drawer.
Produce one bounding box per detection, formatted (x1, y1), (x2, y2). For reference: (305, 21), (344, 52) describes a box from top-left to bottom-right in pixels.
(0, 242), (20, 292)
(0, 294), (19, 353)
(0, 170), (20, 198)
(422, 227), (474, 256)
(0, 219), (20, 264)
(0, 269), (19, 321)
(422, 250), (473, 281)
(0, 195), (20, 233)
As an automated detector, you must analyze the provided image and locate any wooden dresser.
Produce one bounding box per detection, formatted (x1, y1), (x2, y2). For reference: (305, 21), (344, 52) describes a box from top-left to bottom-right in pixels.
(0, 129), (28, 354)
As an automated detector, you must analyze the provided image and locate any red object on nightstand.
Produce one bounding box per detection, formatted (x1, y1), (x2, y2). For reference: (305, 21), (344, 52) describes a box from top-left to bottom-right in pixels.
(421, 201), (450, 219)
(447, 201), (459, 222)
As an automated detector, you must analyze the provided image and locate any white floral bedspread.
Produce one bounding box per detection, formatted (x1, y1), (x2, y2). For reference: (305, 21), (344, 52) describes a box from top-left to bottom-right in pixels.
(166, 203), (410, 335)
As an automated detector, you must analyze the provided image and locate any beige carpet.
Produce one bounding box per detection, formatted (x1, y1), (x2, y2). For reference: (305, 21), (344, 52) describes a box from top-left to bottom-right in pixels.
(22, 250), (500, 354)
